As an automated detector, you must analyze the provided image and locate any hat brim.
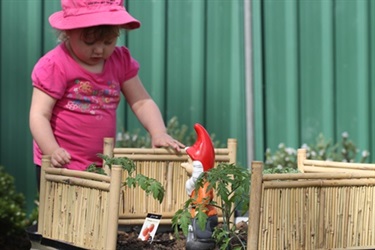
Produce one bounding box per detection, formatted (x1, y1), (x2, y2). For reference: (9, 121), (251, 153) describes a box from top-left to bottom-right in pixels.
(49, 10), (141, 30)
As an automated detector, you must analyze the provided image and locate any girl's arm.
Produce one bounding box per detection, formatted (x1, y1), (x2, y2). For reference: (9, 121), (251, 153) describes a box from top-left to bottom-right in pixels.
(121, 75), (185, 151)
(29, 87), (71, 167)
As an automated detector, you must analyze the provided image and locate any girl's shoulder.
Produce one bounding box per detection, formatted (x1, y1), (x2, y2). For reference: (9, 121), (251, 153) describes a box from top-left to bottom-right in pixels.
(34, 43), (70, 71)
(107, 46), (139, 82)
(111, 46), (132, 61)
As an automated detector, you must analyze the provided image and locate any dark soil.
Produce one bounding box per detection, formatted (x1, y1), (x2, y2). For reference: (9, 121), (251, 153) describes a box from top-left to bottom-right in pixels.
(22, 223), (247, 249)
(0, 231), (32, 250)
(117, 230), (187, 250)
(116, 221), (249, 250)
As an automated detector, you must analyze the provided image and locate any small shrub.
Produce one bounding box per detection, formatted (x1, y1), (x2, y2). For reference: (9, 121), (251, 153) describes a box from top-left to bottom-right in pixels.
(264, 132), (370, 173)
(304, 132), (369, 162)
(0, 166), (33, 249)
(264, 144), (299, 174)
(0, 166), (28, 236)
(116, 116), (223, 148)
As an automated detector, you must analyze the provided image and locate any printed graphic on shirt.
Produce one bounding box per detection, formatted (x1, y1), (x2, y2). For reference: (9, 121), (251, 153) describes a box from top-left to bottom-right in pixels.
(65, 79), (120, 115)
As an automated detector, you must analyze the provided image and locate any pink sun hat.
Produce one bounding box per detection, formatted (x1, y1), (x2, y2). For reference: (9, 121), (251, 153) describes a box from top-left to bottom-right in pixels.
(49, 0), (141, 30)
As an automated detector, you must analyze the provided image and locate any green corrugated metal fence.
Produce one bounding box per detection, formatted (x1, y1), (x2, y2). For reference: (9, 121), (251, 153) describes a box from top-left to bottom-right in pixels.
(252, 0), (375, 161)
(0, 0), (246, 214)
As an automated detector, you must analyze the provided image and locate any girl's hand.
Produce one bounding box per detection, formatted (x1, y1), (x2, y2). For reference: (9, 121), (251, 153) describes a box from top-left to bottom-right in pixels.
(151, 133), (185, 152)
(51, 147), (71, 168)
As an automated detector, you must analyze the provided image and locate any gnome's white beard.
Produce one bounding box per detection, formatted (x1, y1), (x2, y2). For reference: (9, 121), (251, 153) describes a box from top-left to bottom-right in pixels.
(185, 161), (203, 196)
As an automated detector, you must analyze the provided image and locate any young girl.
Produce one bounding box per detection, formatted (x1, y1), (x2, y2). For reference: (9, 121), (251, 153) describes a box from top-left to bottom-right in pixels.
(29, 0), (184, 175)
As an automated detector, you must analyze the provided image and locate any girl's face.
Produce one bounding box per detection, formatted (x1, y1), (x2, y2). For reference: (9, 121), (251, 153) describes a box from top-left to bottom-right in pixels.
(66, 26), (119, 66)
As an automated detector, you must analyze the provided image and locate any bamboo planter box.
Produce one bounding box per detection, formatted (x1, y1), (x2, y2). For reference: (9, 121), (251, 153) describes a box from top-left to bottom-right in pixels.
(103, 137), (237, 225)
(38, 156), (123, 250)
(248, 161), (375, 250)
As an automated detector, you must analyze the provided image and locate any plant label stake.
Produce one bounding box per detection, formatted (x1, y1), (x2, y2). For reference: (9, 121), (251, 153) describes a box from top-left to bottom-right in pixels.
(138, 213), (162, 242)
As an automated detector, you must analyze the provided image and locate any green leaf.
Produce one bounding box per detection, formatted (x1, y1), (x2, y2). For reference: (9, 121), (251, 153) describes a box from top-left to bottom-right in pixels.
(172, 209), (191, 236)
(195, 209), (208, 231)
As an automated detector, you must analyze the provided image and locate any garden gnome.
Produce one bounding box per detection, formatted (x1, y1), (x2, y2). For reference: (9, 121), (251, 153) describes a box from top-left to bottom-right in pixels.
(181, 123), (218, 250)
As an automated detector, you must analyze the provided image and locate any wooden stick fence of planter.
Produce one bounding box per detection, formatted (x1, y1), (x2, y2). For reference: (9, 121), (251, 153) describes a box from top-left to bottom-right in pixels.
(298, 148), (375, 172)
(103, 137), (237, 225)
(248, 159), (375, 250)
(38, 155), (123, 250)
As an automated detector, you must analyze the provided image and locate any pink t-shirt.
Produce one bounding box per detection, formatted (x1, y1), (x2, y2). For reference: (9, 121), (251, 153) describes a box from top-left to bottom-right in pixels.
(31, 43), (139, 170)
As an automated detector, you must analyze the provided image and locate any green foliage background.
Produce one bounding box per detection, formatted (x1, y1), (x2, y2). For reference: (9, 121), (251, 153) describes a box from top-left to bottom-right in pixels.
(0, 166), (36, 238)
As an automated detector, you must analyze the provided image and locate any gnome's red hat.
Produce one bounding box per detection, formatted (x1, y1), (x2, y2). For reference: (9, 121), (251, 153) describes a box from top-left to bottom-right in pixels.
(186, 123), (215, 172)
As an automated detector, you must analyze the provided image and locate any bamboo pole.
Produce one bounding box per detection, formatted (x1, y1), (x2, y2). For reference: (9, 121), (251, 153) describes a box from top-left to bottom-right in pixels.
(100, 191), (109, 249)
(302, 166), (374, 173)
(290, 185), (298, 249)
(51, 181), (60, 238)
(113, 153), (231, 162)
(227, 138), (237, 164)
(370, 188), (375, 244)
(306, 188), (311, 248)
(263, 172), (375, 180)
(263, 189), (269, 249)
(367, 188), (371, 245)
(87, 188), (95, 248)
(303, 159), (375, 170)
(38, 155), (50, 235)
(92, 190), (99, 248)
(248, 161), (263, 250)
(45, 166), (111, 182)
(77, 186), (85, 246)
(344, 187), (349, 247)
(297, 148), (307, 173)
(114, 154), (186, 161)
(105, 165), (122, 250)
(72, 186), (79, 245)
(358, 187), (365, 245)
(114, 147), (183, 154)
(263, 179), (375, 189)
(114, 146), (231, 155)
(45, 174), (110, 191)
(45, 182), (54, 237)
(333, 187), (338, 247)
(317, 188), (325, 248)
(80, 187), (88, 247)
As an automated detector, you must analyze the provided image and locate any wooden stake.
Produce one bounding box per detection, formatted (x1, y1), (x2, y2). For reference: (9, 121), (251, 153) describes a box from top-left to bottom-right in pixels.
(105, 165), (122, 250)
(248, 161), (263, 250)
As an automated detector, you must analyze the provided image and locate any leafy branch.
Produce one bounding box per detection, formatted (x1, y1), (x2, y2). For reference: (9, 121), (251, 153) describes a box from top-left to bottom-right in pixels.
(86, 154), (165, 204)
